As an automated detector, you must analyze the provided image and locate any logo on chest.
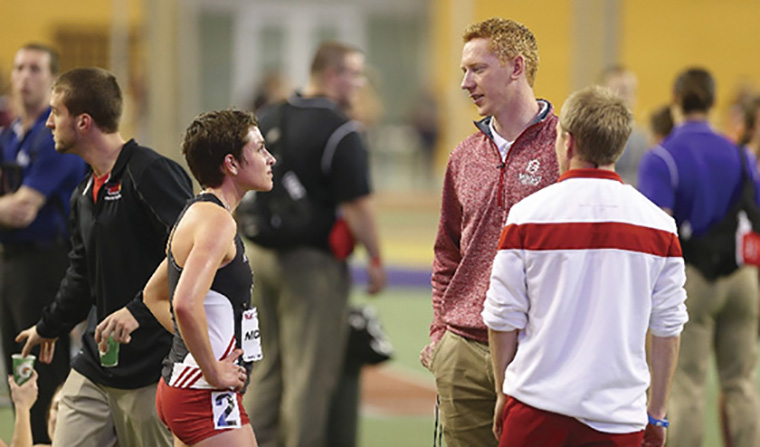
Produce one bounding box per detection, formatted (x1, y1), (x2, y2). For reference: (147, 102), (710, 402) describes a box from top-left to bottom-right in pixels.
(518, 159), (542, 186)
(104, 182), (122, 201)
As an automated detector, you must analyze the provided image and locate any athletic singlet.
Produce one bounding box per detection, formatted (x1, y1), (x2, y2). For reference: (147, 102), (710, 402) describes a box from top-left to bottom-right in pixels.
(161, 193), (254, 390)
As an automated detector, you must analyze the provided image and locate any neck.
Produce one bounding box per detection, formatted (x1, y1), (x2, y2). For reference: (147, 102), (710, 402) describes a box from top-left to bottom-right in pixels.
(492, 89), (540, 141)
(202, 182), (242, 212)
(568, 158), (616, 172)
(20, 102), (48, 131)
(82, 132), (126, 177)
(682, 111), (709, 122)
(301, 81), (328, 98)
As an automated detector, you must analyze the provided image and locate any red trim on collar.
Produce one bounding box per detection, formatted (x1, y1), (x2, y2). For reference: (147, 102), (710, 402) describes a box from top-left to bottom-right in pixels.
(558, 169), (623, 183)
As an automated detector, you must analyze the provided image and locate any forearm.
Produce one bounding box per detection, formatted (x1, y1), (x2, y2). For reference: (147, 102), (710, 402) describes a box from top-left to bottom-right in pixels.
(175, 304), (218, 378)
(648, 335), (680, 418)
(488, 328), (518, 395)
(0, 186), (45, 229)
(340, 196), (381, 260)
(142, 259), (174, 333)
(10, 408), (32, 447)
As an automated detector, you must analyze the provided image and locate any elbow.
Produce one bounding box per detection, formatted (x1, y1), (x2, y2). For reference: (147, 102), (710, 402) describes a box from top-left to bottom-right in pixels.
(173, 300), (194, 323)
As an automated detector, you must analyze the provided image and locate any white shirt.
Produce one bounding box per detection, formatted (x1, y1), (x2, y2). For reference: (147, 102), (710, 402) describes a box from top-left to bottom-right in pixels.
(482, 169), (688, 433)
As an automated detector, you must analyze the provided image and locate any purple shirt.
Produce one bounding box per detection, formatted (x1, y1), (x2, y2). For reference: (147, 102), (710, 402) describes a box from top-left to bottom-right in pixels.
(637, 120), (760, 236)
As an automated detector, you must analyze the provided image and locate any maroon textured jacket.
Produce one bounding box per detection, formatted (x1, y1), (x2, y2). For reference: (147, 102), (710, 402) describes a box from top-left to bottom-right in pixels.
(430, 101), (559, 343)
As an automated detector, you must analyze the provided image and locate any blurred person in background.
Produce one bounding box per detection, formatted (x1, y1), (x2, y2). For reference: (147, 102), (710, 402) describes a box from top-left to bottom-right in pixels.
(409, 87), (441, 186)
(419, 17), (559, 447)
(249, 72), (291, 113)
(739, 95), (760, 160)
(241, 41), (385, 447)
(649, 104), (676, 146)
(16, 67), (193, 447)
(0, 67), (13, 129)
(598, 65), (649, 186)
(638, 67), (760, 447)
(0, 43), (86, 445)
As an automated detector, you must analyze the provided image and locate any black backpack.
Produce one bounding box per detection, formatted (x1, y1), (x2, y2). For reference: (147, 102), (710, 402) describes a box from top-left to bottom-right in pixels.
(679, 146), (760, 281)
(237, 103), (316, 248)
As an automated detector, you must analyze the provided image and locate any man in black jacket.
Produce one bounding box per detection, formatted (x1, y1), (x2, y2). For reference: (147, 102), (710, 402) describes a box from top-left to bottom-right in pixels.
(16, 67), (193, 447)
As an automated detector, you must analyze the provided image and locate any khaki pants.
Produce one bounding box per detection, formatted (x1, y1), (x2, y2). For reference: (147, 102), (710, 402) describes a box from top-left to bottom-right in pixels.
(53, 369), (171, 447)
(667, 265), (760, 447)
(430, 331), (498, 447)
(244, 246), (350, 447)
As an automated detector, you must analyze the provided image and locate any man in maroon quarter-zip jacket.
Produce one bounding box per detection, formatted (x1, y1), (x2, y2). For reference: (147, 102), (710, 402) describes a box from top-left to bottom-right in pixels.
(420, 17), (559, 447)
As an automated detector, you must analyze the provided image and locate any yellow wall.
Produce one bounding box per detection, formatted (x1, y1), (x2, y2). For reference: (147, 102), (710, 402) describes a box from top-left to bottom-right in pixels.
(621, 0), (760, 135)
(0, 0), (143, 74)
(431, 0), (572, 168)
(432, 0), (760, 165)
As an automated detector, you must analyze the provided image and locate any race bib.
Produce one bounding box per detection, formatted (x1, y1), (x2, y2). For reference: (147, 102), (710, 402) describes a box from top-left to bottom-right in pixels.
(212, 391), (241, 430)
(241, 307), (263, 362)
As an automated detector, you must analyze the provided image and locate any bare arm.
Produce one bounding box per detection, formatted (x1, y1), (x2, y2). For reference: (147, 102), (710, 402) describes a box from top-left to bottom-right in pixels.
(173, 205), (245, 391)
(340, 195), (385, 295)
(7, 372), (38, 447)
(142, 258), (173, 333)
(643, 335), (680, 446)
(488, 328), (518, 440)
(0, 186), (45, 229)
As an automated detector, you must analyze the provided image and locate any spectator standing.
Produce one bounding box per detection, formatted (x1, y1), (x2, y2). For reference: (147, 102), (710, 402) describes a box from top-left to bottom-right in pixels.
(15, 67), (193, 447)
(598, 65), (649, 186)
(419, 17), (559, 447)
(638, 67), (760, 447)
(241, 41), (385, 447)
(0, 43), (86, 445)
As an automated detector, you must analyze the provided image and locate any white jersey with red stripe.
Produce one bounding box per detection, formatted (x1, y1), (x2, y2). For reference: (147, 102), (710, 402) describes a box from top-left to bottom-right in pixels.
(482, 168), (688, 433)
(162, 193), (256, 391)
(166, 290), (237, 390)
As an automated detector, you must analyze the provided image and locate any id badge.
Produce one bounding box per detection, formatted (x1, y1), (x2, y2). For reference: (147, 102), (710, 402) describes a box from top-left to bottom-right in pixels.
(212, 391), (241, 430)
(241, 307), (263, 362)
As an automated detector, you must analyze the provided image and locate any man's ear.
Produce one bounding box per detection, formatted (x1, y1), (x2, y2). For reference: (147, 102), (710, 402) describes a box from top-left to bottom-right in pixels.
(563, 131), (575, 160)
(511, 55), (525, 80)
(76, 114), (92, 133)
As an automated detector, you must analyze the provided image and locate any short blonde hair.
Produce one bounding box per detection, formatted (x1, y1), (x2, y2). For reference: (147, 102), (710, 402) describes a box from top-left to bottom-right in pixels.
(463, 18), (539, 87)
(559, 86), (633, 165)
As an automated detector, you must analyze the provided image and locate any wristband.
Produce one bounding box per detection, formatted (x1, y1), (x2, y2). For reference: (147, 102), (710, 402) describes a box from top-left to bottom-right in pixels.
(370, 256), (382, 267)
(647, 414), (669, 428)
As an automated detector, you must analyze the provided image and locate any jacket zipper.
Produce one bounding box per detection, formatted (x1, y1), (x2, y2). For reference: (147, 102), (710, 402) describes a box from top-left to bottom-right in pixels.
(485, 119), (543, 209)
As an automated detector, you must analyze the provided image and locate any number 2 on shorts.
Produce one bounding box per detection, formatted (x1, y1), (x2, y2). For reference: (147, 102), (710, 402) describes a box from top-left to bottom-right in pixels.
(212, 391), (241, 429)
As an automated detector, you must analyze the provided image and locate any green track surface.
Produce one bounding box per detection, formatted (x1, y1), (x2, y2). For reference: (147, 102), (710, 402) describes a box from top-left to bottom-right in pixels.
(2, 286), (758, 446)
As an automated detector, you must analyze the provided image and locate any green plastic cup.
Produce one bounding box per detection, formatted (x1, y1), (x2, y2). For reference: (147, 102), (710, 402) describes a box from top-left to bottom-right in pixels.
(12, 354), (35, 385)
(99, 335), (119, 368)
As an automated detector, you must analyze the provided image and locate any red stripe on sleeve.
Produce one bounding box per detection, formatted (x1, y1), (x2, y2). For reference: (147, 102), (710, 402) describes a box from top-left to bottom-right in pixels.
(498, 222), (682, 258)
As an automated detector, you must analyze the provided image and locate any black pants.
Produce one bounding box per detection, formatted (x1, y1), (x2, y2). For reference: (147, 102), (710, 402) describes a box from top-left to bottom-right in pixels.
(1, 243), (72, 444)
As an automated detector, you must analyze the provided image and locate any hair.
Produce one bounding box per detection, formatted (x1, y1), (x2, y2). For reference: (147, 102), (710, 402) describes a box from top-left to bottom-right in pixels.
(310, 41), (361, 79)
(559, 85), (633, 165)
(463, 17), (539, 87)
(649, 104), (675, 141)
(739, 95), (760, 147)
(52, 67), (122, 133)
(597, 64), (631, 85)
(673, 67), (715, 114)
(182, 109), (259, 188)
(19, 42), (60, 75)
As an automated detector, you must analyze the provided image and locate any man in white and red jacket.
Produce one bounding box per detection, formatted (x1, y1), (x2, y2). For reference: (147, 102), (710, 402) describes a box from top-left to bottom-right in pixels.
(419, 17), (559, 447)
(483, 86), (688, 447)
